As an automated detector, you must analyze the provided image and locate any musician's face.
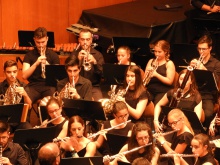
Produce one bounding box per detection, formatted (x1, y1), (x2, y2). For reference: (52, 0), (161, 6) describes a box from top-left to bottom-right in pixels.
(154, 45), (167, 60)
(179, 73), (192, 89)
(34, 36), (48, 52)
(197, 43), (211, 58)
(0, 131), (10, 148)
(47, 103), (61, 119)
(117, 48), (130, 65)
(191, 139), (208, 157)
(136, 130), (150, 146)
(4, 66), (18, 84)
(126, 71), (135, 89)
(78, 32), (92, 50)
(114, 109), (129, 123)
(70, 122), (84, 138)
(66, 66), (80, 83)
(168, 116), (183, 130)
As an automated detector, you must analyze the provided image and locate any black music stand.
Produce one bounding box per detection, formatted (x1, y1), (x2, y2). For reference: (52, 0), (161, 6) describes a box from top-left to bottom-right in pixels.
(103, 63), (128, 85)
(13, 126), (58, 164)
(0, 104), (24, 123)
(106, 133), (129, 155)
(193, 69), (219, 92)
(160, 106), (205, 133)
(60, 156), (103, 165)
(18, 30), (55, 48)
(45, 65), (67, 87)
(63, 99), (106, 121)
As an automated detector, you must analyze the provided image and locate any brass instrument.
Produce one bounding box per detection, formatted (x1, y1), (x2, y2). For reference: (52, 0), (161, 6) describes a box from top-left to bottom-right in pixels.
(3, 76), (22, 105)
(193, 53), (204, 69)
(40, 47), (46, 79)
(82, 45), (92, 71)
(160, 154), (198, 158)
(107, 142), (152, 161)
(88, 120), (131, 139)
(59, 77), (75, 99)
(143, 57), (158, 86)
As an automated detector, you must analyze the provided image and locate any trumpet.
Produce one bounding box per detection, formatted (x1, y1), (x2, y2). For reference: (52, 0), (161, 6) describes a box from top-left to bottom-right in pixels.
(193, 53), (204, 69)
(107, 142), (152, 161)
(143, 57), (158, 86)
(40, 47), (46, 79)
(160, 154), (198, 158)
(88, 120), (131, 139)
(153, 129), (179, 138)
(37, 115), (62, 128)
(82, 45), (92, 71)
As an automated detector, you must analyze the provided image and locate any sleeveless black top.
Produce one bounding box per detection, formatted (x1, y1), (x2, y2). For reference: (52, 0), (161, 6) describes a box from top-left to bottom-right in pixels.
(47, 118), (67, 137)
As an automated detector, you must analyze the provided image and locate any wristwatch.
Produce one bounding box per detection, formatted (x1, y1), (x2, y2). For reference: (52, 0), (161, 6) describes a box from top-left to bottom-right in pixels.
(161, 141), (166, 146)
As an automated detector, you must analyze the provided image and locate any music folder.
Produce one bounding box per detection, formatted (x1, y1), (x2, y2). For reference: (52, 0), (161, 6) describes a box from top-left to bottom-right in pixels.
(60, 156), (103, 165)
(45, 65), (67, 87)
(160, 106), (205, 133)
(103, 63), (128, 85)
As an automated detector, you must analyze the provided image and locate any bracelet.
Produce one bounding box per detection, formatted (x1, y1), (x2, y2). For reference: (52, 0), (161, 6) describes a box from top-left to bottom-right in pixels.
(160, 141), (166, 146)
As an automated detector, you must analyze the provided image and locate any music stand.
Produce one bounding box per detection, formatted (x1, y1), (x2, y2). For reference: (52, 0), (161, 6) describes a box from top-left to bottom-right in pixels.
(60, 156), (103, 165)
(160, 106), (205, 133)
(0, 104), (24, 123)
(103, 63), (128, 85)
(18, 30), (55, 48)
(106, 133), (129, 155)
(45, 65), (67, 87)
(193, 69), (219, 92)
(63, 99), (106, 121)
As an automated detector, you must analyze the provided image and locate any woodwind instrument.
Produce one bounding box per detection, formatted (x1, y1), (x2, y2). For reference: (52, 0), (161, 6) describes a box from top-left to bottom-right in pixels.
(160, 154), (198, 158)
(0, 145), (2, 165)
(53, 137), (70, 143)
(107, 142), (152, 161)
(40, 47), (46, 79)
(88, 120), (131, 139)
(38, 115), (62, 128)
(169, 66), (193, 108)
(143, 57), (158, 86)
(153, 129), (179, 138)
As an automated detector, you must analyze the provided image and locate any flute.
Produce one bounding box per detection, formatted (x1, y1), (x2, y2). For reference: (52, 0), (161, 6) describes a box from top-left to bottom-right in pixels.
(160, 154), (198, 158)
(88, 120), (131, 139)
(38, 115), (62, 128)
(153, 129), (179, 138)
(53, 137), (70, 143)
(108, 142), (152, 161)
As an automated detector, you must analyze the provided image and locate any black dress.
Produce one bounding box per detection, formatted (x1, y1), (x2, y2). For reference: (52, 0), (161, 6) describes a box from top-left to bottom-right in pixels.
(195, 152), (216, 165)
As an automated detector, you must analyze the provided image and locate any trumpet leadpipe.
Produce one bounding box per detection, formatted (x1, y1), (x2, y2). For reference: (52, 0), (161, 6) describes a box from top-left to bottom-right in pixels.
(160, 154), (198, 158)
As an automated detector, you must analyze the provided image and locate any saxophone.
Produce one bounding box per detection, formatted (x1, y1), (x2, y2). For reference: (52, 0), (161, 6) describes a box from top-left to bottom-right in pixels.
(143, 57), (158, 86)
(3, 77), (22, 105)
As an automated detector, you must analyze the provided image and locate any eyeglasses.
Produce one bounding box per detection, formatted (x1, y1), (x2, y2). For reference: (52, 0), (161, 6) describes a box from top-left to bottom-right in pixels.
(190, 145), (200, 149)
(197, 47), (209, 51)
(168, 118), (182, 127)
(116, 114), (128, 119)
(48, 108), (60, 114)
(136, 136), (150, 141)
(0, 136), (9, 140)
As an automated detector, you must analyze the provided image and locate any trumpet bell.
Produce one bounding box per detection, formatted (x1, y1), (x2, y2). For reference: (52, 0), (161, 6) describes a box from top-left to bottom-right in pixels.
(84, 62), (92, 71)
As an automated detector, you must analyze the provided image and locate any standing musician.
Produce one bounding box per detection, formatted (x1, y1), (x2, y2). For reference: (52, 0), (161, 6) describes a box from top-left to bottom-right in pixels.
(70, 29), (105, 101)
(154, 69), (203, 132)
(155, 109), (194, 165)
(116, 46), (136, 65)
(60, 115), (96, 157)
(117, 65), (151, 122)
(144, 40), (176, 105)
(0, 60), (32, 132)
(57, 56), (92, 100)
(190, 35), (220, 129)
(103, 122), (160, 165)
(40, 97), (68, 139)
(22, 27), (60, 103)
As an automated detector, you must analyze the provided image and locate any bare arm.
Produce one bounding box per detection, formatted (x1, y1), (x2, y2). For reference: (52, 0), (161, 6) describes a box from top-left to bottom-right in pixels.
(194, 100), (203, 121)
(85, 142), (96, 157)
(95, 124), (105, 148)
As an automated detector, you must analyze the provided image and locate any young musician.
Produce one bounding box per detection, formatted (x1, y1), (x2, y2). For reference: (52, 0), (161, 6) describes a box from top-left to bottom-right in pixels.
(154, 69), (203, 132)
(60, 115), (96, 157)
(71, 29), (105, 101)
(144, 40), (176, 105)
(40, 97), (68, 138)
(155, 109), (194, 165)
(117, 65), (151, 122)
(22, 27), (60, 103)
(116, 46), (136, 65)
(57, 56), (92, 100)
(103, 122), (160, 165)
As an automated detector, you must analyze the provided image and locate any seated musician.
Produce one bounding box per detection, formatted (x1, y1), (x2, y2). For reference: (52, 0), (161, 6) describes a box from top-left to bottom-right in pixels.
(0, 60), (32, 132)
(144, 40), (176, 105)
(155, 109), (194, 165)
(116, 46), (136, 65)
(103, 122), (159, 165)
(95, 101), (134, 155)
(116, 65), (151, 122)
(57, 56), (93, 100)
(154, 69), (203, 132)
(40, 97), (68, 138)
(60, 115), (96, 157)
(173, 133), (217, 165)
